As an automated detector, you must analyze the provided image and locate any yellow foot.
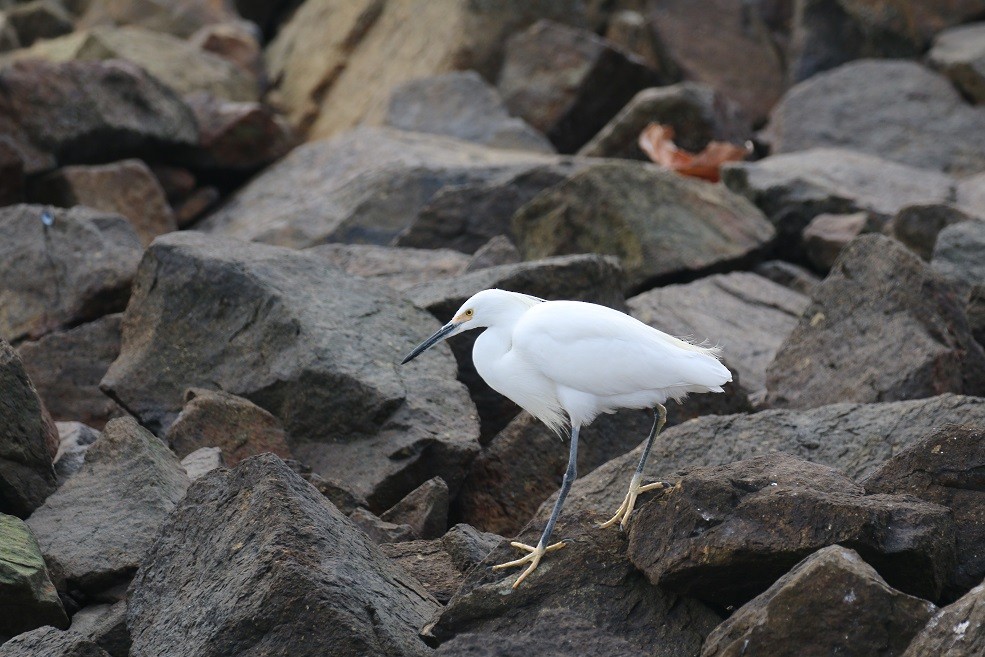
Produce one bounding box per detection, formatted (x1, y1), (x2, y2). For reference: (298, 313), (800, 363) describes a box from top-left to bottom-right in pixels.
(598, 475), (672, 531)
(491, 540), (566, 589)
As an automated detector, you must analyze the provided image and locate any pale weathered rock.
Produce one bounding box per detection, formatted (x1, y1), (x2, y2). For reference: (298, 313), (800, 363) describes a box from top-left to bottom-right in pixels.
(932, 220), (985, 287)
(0, 513), (68, 636)
(52, 422), (100, 484)
(380, 477), (449, 540)
(306, 243), (470, 292)
(929, 22), (985, 103)
(127, 454), (439, 657)
(0, 206), (141, 344)
(78, 0), (241, 38)
(802, 211), (870, 271)
(700, 546), (936, 657)
(179, 447), (223, 482)
(766, 235), (985, 409)
(902, 581), (985, 657)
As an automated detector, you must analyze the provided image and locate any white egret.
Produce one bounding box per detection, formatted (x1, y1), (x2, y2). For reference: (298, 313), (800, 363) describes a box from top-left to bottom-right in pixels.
(402, 288), (730, 588)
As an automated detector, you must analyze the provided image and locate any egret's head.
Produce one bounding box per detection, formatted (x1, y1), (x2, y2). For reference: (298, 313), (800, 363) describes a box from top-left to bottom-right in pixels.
(401, 289), (542, 364)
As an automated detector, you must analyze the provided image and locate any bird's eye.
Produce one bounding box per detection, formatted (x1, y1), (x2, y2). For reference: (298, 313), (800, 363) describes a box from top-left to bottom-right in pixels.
(465, 309), (474, 317)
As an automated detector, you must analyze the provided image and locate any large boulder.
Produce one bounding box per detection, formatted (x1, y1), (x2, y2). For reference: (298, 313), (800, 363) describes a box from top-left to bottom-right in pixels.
(932, 220), (985, 287)
(766, 235), (985, 409)
(627, 453), (955, 605)
(0, 338), (57, 518)
(628, 272), (809, 402)
(0, 513), (68, 637)
(0, 626), (110, 657)
(0, 205), (142, 344)
(902, 580), (985, 657)
(700, 546), (936, 657)
(428, 510), (722, 657)
(17, 314), (123, 429)
(26, 416), (189, 597)
(100, 232), (479, 512)
(197, 127), (553, 248)
(511, 160), (775, 291)
(762, 60), (985, 176)
(127, 454), (439, 657)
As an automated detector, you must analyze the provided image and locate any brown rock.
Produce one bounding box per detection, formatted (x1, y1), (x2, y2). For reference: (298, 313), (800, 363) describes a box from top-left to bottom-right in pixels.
(183, 92), (294, 171)
(5, 0), (73, 47)
(189, 21), (262, 80)
(802, 211), (870, 271)
(380, 477), (449, 540)
(463, 235), (522, 272)
(0, 137), (25, 205)
(902, 580), (985, 657)
(305, 243), (470, 292)
(165, 388), (292, 467)
(172, 186), (220, 229)
(348, 507), (418, 545)
(885, 204), (976, 261)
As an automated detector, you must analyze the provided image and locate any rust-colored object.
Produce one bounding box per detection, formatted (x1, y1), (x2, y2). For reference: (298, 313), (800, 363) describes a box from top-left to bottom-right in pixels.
(638, 123), (750, 182)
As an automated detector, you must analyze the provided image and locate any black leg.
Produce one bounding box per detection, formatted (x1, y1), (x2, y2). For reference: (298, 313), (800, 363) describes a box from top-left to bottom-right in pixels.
(538, 423), (579, 548)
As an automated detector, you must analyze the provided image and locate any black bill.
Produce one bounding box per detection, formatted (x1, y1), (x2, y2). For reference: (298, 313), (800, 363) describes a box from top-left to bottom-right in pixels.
(401, 322), (456, 364)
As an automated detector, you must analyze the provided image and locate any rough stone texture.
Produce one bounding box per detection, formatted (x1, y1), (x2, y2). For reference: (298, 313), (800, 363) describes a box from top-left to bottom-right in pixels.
(385, 71), (554, 153)
(969, 285), (985, 347)
(406, 253), (626, 440)
(498, 20), (662, 153)
(539, 394), (985, 531)
(886, 204), (976, 261)
(766, 235), (985, 409)
(68, 601), (129, 657)
(0, 58), (197, 174)
(578, 82), (751, 159)
(183, 92), (294, 172)
(464, 235), (522, 271)
(629, 272), (809, 401)
(17, 315), (123, 429)
(439, 523), (504, 574)
(762, 60), (985, 176)
(0, 513), (68, 636)
(932, 220), (985, 287)
(512, 160), (775, 291)
(0, 338), (57, 518)
(197, 127), (552, 248)
(380, 477), (449, 540)
(0, 206), (141, 344)
(348, 507), (418, 545)
(127, 454), (439, 657)
(0, 626), (110, 657)
(265, 0), (588, 138)
(864, 424), (985, 599)
(165, 388), (292, 467)
(428, 510), (722, 656)
(754, 260), (822, 296)
(52, 422), (100, 484)
(30, 160), (176, 246)
(802, 211), (870, 271)
(179, 447), (223, 482)
(101, 233), (479, 513)
(26, 416), (190, 596)
(722, 148), (955, 244)
(379, 538), (466, 604)
(648, 0), (788, 122)
(627, 453), (956, 606)
(700, 546), (937, 657)
(0, 137), (25, 205)
(306, 243), (470, 292)
(902, 580), (985, 657)
(395, 160), (586, 254)
(78, 0), (240, 38)
(929, 22), (985, 103)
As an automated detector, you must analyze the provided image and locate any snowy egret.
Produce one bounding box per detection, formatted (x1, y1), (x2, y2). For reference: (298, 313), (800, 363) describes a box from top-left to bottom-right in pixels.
(402, 288), (731, 588)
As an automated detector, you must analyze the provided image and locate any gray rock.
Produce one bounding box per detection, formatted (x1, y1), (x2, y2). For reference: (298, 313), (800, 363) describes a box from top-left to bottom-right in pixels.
(306, 243), (470, 292)
(101, 233), (479, 512)
(17, 314), (123, 429)
(0, 206), (141, 344)
(766, 235), (985, 409)
(0, 338), (57, 518)
(179, 447), (223, 482)
(578, 82), (751, 159)
(198, 127), (553, 249)
(628, 272), (809, 400)
(182, 92), (294, 171)
(722, 148), (955, 244)
(348, 507), (418, 545)
(929, 22), (985, 103)
(0, 626), (110, 657)
(0, 513), (68, 636)
(968, 285), (985, 347)
(802, 211), (870, 271)
(26, 416), (189, 597)
(385, 71), (554, 153)
(379, 538), (466, 604)
(68, 601), (129, 657)
(753, 260), (822, 296)
(428, 510), (722, 656)
(536, 394), (985, 528)
(885, 204), (976, 261)
(380, 477), (449, 540)
(440, 523), (504, 574)
(762, 60), (985, 176)
(498, 20), (663, 153)
(126, 454), (439, 657)
(958, 171), (985, 216)
(932, 220), (985, 287)
(463, 235), (522, 272)
(902, 581), (985, 657)
(52, 422), (100, 484)
(0, 137), (24, 204)
(512, 160), (775, 291)
(628, 453), (955, 605)
(701, 546), (936, 657)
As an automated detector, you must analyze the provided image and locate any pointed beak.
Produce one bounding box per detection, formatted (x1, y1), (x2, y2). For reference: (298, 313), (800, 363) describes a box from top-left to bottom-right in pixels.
(401, 322), (457, 364)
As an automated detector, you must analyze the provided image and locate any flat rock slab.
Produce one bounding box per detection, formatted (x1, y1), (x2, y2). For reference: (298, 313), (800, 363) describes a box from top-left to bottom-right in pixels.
(701, 546), (936, 657)
(629, 272), (809, 399)
(766, 235), (985, 409)
(428, 510), (721, 657)
(197, 127), (553, 249)
(0, 626), (110, 657)
(101, 232), (479, 512)
(0, 338), (57, 518)
(762, 60), (985, 176)
(0, 513), (68, 636)
(864, 424), (985, 598)
(0, 205), (141, 344)
(306, 243), (470, 292)
(902, 581), (985, 657)
(127, 454), (438, 657)
(627, 453), (955, 606)
(539, 394), (985, 532)
(512, 160), (775, 291)
(26, 416), (189, 597)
